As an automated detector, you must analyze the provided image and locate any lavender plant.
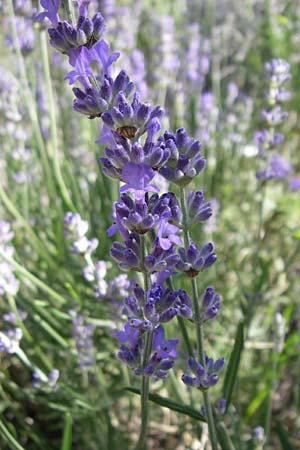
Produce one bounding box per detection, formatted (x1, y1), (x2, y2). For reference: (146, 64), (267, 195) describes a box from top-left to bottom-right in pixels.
(36, 1), (226, 448)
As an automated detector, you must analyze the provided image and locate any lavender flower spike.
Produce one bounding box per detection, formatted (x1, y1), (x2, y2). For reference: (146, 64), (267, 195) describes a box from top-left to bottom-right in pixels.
(182, 355), (224, 391)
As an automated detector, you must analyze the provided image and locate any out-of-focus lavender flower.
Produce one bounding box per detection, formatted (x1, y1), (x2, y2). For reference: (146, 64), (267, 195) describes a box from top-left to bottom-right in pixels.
(0, 222), (20, 297)
(274, 312), (285, 353)
(129, 50), (148, 99)
(255, 58), (291, 181)
(0, 327), (22, 353)
(3, 310), (27, 324)
(138, 12), (179, 91)
(254, 129), (284, 156)
(201, 398), (226, 418)
(182, 355), (224, 390)
(203, 199), (220, 234)
(264, 59), (291, 105)
(256, 152), (291, 181)
(33, 369), (60, 390)
(289, 176), (300, 192)
(261, 106), (288, 127)
(198, 92), (218, 146)
(83, 260), (108, 298)
(252, 426), (266, 446)
(70, 311), (96, 370)
(64, 212), (98, 255)
(6, 16), (35, 55)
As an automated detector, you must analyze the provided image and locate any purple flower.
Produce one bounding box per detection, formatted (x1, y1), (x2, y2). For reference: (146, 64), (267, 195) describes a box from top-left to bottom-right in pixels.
(157, 219), (182, 250)
(176, 241), (217, 277)
(202, 286), (221, 321)
(256, 152), (291, 181)
(38, 0), (60, 26)
(158, 128), (206, 186)
(289, 176), (300, 192)
(182, 355), (224, 390)
(101, 92), (163, 140)
(65, 39), (119, 85)
(120, 163), (159, 201)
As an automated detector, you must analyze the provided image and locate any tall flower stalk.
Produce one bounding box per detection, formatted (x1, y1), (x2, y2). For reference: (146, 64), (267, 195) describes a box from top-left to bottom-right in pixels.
(38, 1), (224, 448)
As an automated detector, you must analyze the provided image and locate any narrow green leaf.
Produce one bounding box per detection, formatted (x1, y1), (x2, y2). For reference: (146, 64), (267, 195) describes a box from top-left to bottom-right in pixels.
(275, 419), (294, 450)
(126, 387), (206, 422)
(61, 412), (72, 450)
(216, 419), (236, 450)
(222, 321), (244, 409)
(0, 418), (26, 450)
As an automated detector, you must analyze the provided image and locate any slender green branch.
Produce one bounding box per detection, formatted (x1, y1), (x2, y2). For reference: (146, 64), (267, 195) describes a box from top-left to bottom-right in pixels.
(135, 235), (153, 450)
(180, 187), (219, 450)
(40, 33), (76, 212)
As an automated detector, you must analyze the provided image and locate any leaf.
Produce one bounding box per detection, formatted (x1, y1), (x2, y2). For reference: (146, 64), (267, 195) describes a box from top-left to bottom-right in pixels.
(292, 229), (300, 239)
(0, 418), (26, 450)
(126, 387), (206, 422)
(275, 419), (294, 450)
(61, 412), (72, 450)
(216, 420), (236, 450)
(222, 321), (244, 410)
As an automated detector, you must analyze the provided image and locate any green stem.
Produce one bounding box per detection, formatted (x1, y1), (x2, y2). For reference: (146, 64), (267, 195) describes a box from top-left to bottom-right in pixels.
(40, 32), (76, 212)
(135, 235), (153, 450)
(0, 182), (56, 268)
(180, 187), (219, 450)
(0, 248), (66, 307)
(264, 351), (277, 446)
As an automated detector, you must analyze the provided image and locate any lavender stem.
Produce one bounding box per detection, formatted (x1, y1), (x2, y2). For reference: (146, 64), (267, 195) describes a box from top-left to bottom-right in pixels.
(180, 187), (219, 450)
(135, 234), (153, 450)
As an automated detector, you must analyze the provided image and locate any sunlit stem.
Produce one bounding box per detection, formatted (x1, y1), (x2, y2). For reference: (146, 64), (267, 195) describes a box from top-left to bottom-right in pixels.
(180, 187), (219, 450)
(135, 234), (153, 450)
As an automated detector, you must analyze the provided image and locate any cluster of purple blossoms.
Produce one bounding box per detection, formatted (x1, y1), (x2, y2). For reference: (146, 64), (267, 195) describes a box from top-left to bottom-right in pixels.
(182, 355), (224, 390)
(117, 324), (178, 380)
(40, 0), (224, 430)
(255, 59), (291, 181)
(38, 0), (105, 55)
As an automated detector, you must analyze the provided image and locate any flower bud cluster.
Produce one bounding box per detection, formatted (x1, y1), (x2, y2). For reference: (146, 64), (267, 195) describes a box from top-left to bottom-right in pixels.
(40, 0), (223, 399)
(38, 1), (105, 54)
(182, 355), (224, 390)
(116, 324), (178, 380)
(123, 283), (192, 333)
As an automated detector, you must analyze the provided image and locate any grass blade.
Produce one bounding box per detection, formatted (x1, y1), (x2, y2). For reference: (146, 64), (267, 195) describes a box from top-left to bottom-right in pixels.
(61, 412), (72, 450)
(275, 419), (294, 450)
(222, 321), (244, 409)
(126, 386), (206, 422)
(0, 418), (26, 450)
